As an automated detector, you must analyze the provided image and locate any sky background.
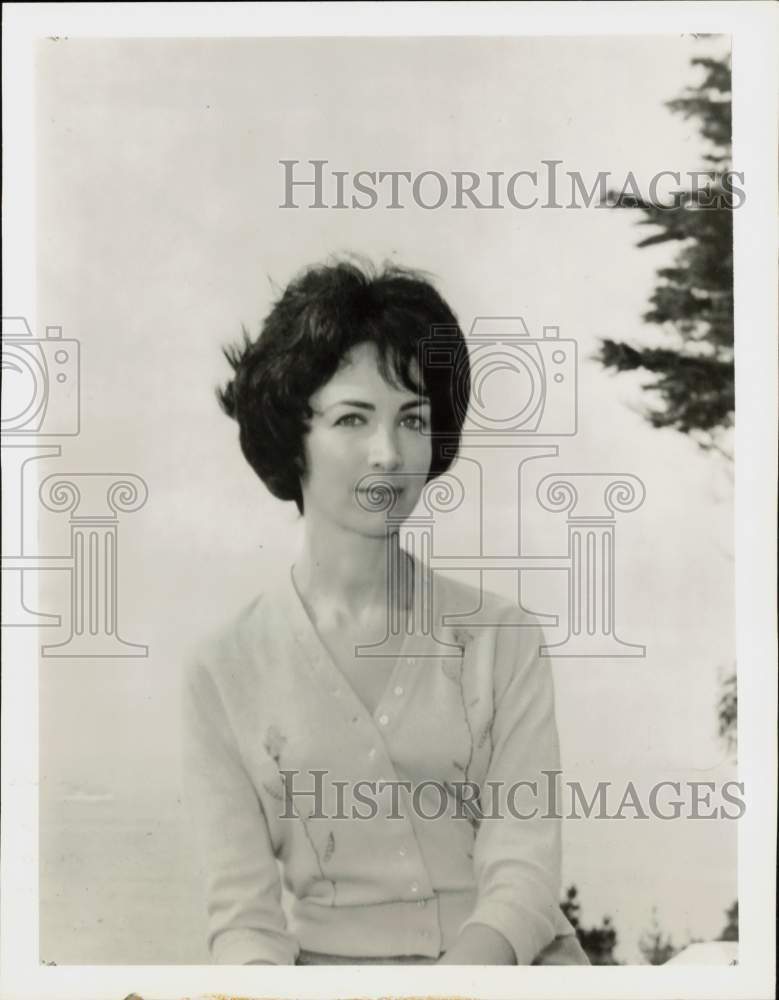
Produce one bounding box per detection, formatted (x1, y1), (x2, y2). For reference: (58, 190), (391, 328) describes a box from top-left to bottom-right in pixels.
(32, 34), (735, 964)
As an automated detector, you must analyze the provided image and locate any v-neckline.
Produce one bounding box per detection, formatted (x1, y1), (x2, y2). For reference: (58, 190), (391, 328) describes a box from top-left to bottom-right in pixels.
(283, 557), (419, 725)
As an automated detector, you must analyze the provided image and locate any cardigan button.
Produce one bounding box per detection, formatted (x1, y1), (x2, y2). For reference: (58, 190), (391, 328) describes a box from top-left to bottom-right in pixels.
(378, 714), (390, 726)
(410, 881), (419, 894)
(368, 747), (377, 760)
(393, 685), (404, 696)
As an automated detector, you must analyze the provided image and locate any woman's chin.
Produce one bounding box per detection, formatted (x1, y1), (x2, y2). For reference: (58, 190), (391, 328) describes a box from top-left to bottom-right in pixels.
(353, 515), (407, 538)
(352, 495), (417, 527)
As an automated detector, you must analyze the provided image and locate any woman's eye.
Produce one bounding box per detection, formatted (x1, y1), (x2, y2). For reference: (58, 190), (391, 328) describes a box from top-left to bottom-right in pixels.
(401, 414), (429, 430)
(335, 413), (365, 427)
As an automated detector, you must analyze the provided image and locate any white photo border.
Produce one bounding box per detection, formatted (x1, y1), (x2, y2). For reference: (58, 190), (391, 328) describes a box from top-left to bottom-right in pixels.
(2, 3), (776, 999)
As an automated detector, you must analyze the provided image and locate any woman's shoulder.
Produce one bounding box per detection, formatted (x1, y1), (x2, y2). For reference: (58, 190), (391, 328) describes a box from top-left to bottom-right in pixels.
(431, 569), (543, 630)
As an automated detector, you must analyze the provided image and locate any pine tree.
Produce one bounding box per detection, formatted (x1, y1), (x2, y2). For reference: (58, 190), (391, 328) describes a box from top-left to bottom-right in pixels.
(561, 885), (620, 965)
(719, 900), (738, 942)
(717, 672), (737, 756)
(639, 908), (678, 964)
(597, 52), (735, 459)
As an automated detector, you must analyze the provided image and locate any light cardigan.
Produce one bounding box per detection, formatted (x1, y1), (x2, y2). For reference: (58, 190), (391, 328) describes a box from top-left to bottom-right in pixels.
(181, 558), (576, 965)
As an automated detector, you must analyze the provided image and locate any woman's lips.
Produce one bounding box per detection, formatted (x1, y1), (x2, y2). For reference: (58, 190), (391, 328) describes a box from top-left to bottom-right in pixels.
(355, 485), (406, 501)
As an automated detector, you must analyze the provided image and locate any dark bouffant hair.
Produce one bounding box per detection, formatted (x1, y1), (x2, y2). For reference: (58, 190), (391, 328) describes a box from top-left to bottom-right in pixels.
(217, 259), (471, 513)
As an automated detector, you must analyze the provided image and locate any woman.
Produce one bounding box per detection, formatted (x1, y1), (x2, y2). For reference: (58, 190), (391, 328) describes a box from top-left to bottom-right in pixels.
(181, 259), (588, 965)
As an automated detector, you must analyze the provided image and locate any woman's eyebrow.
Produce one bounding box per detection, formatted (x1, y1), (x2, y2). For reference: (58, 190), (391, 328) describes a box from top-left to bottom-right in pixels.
(325, 397), (430, 412)
(324, 399), (375, 412)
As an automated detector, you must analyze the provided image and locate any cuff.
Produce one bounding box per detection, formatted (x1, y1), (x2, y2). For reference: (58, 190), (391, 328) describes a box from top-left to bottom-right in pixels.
(460, 897), (556, 965)
(211, 928), (299, 965)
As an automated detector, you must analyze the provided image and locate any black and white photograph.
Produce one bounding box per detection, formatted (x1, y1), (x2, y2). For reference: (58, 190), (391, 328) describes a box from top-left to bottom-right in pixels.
(1, 3), (776, 1000)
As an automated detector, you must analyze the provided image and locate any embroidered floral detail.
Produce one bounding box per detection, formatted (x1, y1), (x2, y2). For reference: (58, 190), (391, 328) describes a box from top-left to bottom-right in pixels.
(261, 724), (337, 905)
(323, 831), (336, 863)
(451, 627), (473, 651)
(465, 811), (482, 834)
(440, 627), (495, 862)
(482, 700), (496, 761)
(476, 722), (492, 750)
(264, 725), (287, 763)
(262, 778), (285, 803)
(442, 659), (463, 681)
(442, 628), (495, 784)
(443, 779), (483, 849)
(298, 821), (337, 903)
(442, 659), (475, 781)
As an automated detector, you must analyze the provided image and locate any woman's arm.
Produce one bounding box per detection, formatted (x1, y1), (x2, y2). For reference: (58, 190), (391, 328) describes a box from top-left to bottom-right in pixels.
(436, 923), (516, 965)
(452, 615), (563, 965)
(181, 654), (298, 965)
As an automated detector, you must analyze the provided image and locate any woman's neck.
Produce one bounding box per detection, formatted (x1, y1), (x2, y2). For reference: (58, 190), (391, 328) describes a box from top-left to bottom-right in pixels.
(293, 522), (412, 629)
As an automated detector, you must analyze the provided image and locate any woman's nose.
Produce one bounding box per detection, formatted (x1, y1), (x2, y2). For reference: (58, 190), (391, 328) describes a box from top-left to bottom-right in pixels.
(368, 425), (402, 470)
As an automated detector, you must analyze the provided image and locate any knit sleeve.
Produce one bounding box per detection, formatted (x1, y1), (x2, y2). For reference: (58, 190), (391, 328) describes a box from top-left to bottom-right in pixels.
(459, 614), (562, 965)
(181, 653), (299, 965)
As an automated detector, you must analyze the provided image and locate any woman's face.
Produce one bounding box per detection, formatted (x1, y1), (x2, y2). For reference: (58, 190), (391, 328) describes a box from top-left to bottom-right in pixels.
(300, 341), (433, 537)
